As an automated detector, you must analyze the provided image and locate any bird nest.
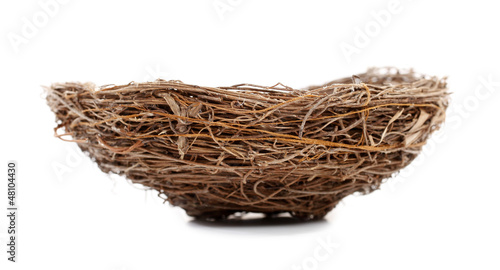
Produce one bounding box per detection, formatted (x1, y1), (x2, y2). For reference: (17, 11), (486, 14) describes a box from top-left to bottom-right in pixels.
(46, 67), (448, 220)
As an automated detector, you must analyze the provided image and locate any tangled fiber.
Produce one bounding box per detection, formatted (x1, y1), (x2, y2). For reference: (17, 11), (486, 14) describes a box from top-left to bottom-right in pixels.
(46, 67), (448, 220)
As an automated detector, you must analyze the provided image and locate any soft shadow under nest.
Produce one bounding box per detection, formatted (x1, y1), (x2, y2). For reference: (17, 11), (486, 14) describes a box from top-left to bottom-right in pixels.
(46, 67), (448, 220)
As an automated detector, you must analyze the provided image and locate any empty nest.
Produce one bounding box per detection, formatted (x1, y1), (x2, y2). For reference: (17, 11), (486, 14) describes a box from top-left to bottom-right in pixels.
(46, 67), (448, 220)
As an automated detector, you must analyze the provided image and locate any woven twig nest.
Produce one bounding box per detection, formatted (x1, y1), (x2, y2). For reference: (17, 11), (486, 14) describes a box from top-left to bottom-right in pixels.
(46, 67), (448, 220)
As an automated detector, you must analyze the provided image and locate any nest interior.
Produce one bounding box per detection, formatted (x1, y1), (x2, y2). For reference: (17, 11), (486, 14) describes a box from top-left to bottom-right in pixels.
(46, 68), (448, 220)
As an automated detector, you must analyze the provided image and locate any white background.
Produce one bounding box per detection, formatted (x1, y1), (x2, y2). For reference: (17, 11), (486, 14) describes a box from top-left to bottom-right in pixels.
(1, 0), (499, 269)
